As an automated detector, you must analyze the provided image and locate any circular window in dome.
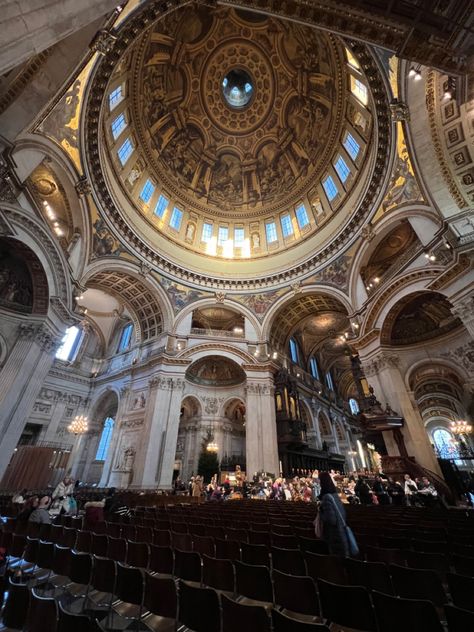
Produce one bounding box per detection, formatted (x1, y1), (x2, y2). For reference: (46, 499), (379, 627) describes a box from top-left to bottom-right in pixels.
(222, 68), (254, 108)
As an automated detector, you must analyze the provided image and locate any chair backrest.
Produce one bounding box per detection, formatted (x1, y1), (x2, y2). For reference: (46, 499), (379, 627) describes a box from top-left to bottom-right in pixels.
(144, 572), (177, 619)
(234, 560), (273, 603)
(90, 533), (108, 557)
(305, 551), (347, 585)
(69, 550), (92, 585)
(241, 542), (270, 567)
(74, 530), (92, 553)
(192, 534), (215, 557)
(221, 593), (271, 632)
(173, 548), (202, 583)
(345, 557), (393, 595)
(24, 588), (57, 632)
(106, 536), (127, 563)
(271, 546), (306, 575)
(447, 572), (474, 612)
(445, 604), (474, 631)
(57, 600), (92, 632)
(215, 537), (241, 561)
(52, 545), (71, 576)
(272, 569), (319, 616)
(153, 529), (171, 546)
(126, 540), (150, 568)
(202, 554), (235, 592)
(178, 580), (220, 632)
(91, 555), (116, 593)
(149, 544), (173, 575)
(3, 577), (30, 629)
(389, 563), (447, 606)
(317, 578), (377, 631)
(36, 540), (55, 571)
(372, 590), (444, 632)
(115, 563), (144, 605)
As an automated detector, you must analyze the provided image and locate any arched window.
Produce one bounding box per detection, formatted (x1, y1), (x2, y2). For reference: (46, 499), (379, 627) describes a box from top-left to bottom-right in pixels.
(432, 428), (458, 458)
(289, 337), (299, 364)
(309, 356), (320, 380)
(96, 417), (115, 461)
(56, 326), (82, 361)
(349, 398), (359, 415)
(118, 322), (134, 352)
(325, 371), (334, 391)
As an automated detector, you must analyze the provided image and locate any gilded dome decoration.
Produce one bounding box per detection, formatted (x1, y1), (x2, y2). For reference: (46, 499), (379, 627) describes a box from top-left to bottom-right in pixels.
(85, 3), (390, 285)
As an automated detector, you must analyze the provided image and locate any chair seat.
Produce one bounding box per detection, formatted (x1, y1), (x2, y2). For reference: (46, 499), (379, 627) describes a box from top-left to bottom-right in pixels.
(142, 612), (177, 632)
(237, 595), (273, 611)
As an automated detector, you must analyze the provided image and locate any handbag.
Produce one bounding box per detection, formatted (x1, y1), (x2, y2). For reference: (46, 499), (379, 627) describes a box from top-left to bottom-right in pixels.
(328, 494), (359, 557)
(313, 512), (323, 539)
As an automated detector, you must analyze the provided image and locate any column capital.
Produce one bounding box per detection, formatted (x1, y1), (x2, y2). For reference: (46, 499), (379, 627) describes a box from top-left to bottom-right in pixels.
(149, 375), (185, 391)
(246, 381), (274, 396)
(362, 351), (400, 376)
(451, 294), (474, 321)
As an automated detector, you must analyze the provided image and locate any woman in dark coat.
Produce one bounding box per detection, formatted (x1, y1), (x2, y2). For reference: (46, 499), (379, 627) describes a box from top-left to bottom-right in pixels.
(318, 471), (349, 556)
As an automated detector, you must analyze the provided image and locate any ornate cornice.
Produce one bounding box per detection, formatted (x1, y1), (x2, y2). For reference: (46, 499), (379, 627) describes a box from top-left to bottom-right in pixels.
(425, 70), (467, 210)
(428, 254), (472, 291)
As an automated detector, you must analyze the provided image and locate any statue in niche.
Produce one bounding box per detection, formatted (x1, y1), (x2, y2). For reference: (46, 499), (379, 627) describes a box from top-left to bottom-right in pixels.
(276, 392), (283, 411)
(251, 232), (260, 249)
(132, 392), (146, 410)
(124, 447), (135, 471)
(185, 222), (196, 242)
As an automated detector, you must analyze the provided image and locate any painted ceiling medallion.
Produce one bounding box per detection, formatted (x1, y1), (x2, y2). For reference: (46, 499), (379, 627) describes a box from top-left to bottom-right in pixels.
(222, 68), (254, 108)
(134, 6), (343, 216)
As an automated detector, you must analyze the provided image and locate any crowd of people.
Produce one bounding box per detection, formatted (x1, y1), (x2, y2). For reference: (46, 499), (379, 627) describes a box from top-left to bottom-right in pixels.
(173, 469), (440, 507)
(10, 477), (131, 528)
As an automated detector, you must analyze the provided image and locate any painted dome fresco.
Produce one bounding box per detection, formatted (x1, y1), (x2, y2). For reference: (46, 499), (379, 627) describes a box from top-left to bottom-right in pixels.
(85, 3), (390, 284)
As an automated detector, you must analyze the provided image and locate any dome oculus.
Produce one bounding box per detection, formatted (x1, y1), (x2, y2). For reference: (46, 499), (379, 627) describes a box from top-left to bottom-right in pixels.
(222, 69), (254, 108)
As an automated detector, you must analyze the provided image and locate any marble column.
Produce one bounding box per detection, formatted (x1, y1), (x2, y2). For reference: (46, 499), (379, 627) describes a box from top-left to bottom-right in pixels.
(245, 375), (279, 477)
(133, 373), (185, 489)
(42, 393), (69, 443)
(310, 400), (323, 449)
(451, 294), (474, 340)
(363, 352), (441, 475)
(0, 322), (60, 481)
(99, 386), (130, 487)
(330, 416), (341, 454)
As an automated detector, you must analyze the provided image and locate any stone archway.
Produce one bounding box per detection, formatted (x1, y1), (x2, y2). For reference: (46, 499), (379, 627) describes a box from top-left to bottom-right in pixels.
(77, 389), (119, 484)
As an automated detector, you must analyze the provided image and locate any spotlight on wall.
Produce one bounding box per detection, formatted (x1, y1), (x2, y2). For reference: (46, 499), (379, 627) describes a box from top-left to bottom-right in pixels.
(443, 77), (456, 100)
(408, 65), (422, 81)
(272, 352), (278, 359)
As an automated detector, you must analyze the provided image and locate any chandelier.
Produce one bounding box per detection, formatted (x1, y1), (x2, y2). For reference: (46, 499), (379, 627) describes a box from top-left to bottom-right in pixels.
(206, 440), (219, 453)
(450, 420), (473, 435)
(68, 415), (89, 435)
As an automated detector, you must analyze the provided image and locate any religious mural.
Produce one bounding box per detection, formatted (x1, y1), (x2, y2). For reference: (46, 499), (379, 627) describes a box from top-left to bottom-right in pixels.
(186, 356), (246, 386)
(0, 242), (34, 313)
(36, 62), (94, 170)
(389, 293), (461, 345)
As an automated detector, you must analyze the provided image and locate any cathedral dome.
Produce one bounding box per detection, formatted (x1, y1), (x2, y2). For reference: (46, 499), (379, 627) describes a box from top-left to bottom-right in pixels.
(84, 4), (390, 287)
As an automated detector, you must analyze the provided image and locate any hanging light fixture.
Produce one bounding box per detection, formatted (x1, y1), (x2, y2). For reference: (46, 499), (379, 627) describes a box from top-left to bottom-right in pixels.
(450, 420), (472, 435)
(68, 415), (89, 435)
(206, 440), (219, 453)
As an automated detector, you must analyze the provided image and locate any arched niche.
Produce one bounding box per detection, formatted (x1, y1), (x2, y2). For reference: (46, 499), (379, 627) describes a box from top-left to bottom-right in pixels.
(318, 411), (332, 439)
(79, 389), (119, 484)
(220, 397), (246, 472)
(0, 236), (49, 315)
(380, 291), (462, 346)
(173, 298), (261, 341)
